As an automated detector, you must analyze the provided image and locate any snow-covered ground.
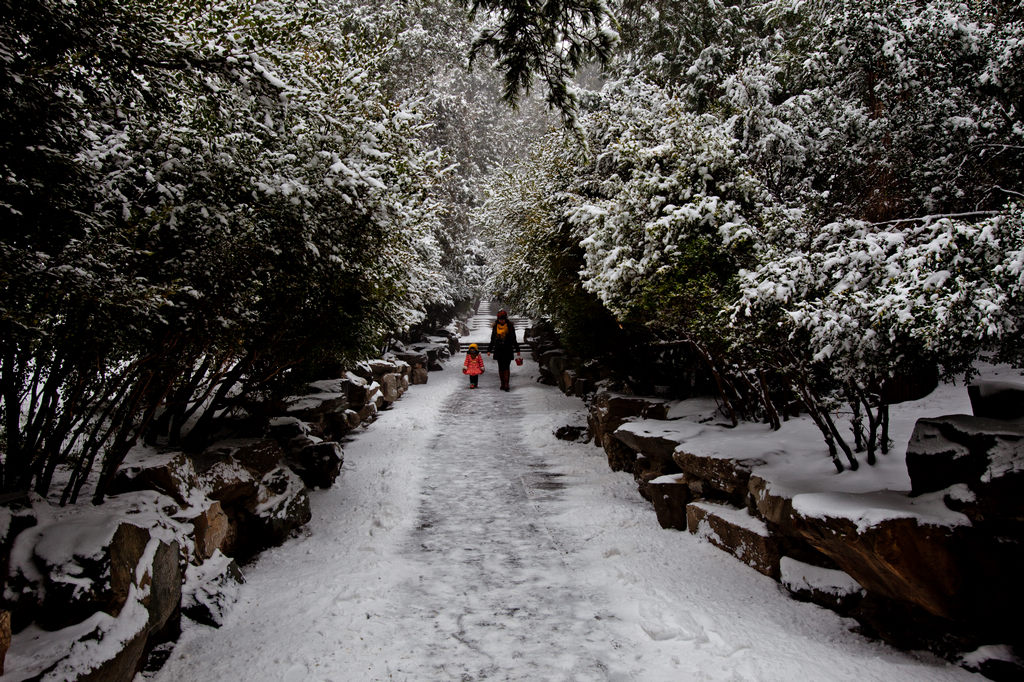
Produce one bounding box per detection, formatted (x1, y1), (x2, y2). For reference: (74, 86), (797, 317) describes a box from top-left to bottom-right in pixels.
(147, 311), (982, 681)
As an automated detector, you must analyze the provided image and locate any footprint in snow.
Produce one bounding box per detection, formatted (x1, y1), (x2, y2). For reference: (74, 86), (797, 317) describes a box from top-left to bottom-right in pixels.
(638, 601), (709, 644)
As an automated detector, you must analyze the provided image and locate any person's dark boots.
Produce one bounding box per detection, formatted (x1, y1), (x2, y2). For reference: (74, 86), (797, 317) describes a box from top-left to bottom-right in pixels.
(500, 369), (510, 391)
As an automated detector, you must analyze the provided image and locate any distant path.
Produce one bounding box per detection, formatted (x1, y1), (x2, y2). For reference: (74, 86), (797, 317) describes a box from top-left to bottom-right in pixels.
(151, 304), (977, 682)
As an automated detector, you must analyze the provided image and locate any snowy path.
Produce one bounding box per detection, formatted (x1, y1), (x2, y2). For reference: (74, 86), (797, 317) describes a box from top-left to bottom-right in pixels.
(149, 311), (978, 682)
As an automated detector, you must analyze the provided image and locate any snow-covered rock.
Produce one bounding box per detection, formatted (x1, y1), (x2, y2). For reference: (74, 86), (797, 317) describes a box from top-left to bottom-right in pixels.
(780, 556), (864, 614)
(643, 474), (692, 530)
(967, 379), (1024, 421)
(3, 492), (185, 682)
(181, 551), (244, 628)
(687, 501), (780, 579)
(109, 451), (201, 508)
(286, 441), (344, 490)
(790, 493), (967, 621)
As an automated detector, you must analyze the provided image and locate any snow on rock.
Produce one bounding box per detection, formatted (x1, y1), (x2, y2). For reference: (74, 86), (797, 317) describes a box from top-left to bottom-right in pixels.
(5, 587), (151, 682)
(644, 473), (692, 530)
(686, 501), (780, 579)
(967, 379), (1024, 420)
(780, 556), (865, 614)
(959, 644), (1024, 680)
(109, 448), (204, 509)
(906, 414), (1024, 495)
(791, 492), (969, 622)
(791, 489), (969, 532)
(3, 491), (186, 682)
(181, 550), (244, 628)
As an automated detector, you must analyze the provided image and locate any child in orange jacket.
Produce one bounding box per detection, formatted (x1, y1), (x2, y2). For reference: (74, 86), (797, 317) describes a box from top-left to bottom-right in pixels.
(463, 343), (485, 389)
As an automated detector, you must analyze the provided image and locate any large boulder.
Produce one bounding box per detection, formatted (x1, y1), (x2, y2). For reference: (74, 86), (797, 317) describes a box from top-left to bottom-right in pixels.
(602, 437), (639, 474)
(425, 348), (444, 371)
(747, 474), (834, 567)
(3, 494), (185, 682)
(588, 392), (669, 450)
(790, 498), (967, 622)
(906, 415), (1024, 532)
(24, 519), (181, 633)
(192, 450), (259, 505)
(536, 349), (566, 386)
(109, 451), (199, 507)
(245, 467), (311, 550)
(747, 474), (794, 527)
(393, 350), (428, 371)
(284, 383), (350, 423)
(366, 359), (400, 381)
(286, 441), (344, 489)
(380, 373), (401, 404)
(202, 439), (282, 480)
(967, 380), (1024, 421)
(687, 502), (781, 579)
(34, 604), (151, 682)
(612, 421), (691, 487)
(267, 416), (309, 444)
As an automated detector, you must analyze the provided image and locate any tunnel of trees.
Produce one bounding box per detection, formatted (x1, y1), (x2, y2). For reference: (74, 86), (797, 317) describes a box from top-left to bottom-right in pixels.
(2, 0), (1023, 500)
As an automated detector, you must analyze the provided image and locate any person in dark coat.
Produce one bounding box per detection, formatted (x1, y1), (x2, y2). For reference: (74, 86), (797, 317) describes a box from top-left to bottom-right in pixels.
(487, 309), (521, 391)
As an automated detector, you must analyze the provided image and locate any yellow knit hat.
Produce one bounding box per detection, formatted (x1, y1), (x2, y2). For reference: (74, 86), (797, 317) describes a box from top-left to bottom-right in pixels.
(468, 343), (478, 350)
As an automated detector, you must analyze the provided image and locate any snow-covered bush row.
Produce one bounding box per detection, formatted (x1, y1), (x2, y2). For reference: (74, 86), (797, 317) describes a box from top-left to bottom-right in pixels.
(0, 0), (504, 504)
(484, 0), (1024, 470)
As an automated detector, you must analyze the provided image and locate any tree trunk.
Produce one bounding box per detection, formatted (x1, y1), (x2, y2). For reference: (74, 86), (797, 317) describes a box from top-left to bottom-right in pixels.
(794, 382), (844, 473)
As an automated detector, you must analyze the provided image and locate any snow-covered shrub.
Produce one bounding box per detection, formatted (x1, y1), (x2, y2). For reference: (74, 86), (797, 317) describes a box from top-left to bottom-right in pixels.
(0, 0), (453, 501)
(732, 205), (1024, 468)
(571, 80), (767, 334)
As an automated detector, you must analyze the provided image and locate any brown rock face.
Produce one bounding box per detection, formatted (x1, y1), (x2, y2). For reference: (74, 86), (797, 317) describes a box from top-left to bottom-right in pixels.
(611, 427), (680, 465)
(674, 451), (765, 507)
(380, 373), (401, 404)
(191, 501), (231, 562)
(139, 538), (182, 641)
(0, 610), (10, 675)
(76, 629), (149, 682)
(108, 523), (153, 618)
(366, 359), (400, 380)
(792, 510), (964, 621)
(687, 502), (780, 579)
(603, 437), (639, 474)
(747, 474), (793, 527)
